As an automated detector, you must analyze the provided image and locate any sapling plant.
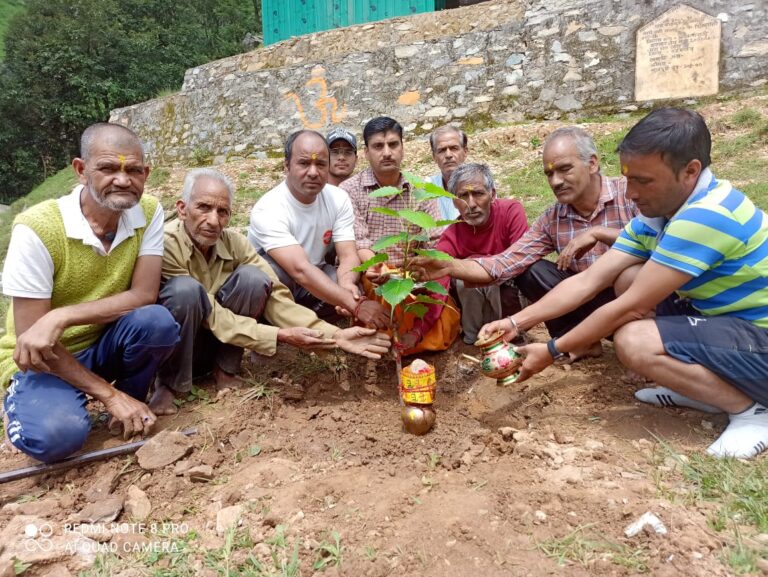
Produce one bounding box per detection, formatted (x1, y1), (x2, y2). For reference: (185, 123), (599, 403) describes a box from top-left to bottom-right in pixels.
(352, 171), (457, 350)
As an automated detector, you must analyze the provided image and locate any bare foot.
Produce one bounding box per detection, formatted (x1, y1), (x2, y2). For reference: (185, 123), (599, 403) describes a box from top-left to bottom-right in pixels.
(567, 341), (603, 364)
(213, 366), (245, 391)
(148, 384), (180, 416)
(2, 411), (20, 454)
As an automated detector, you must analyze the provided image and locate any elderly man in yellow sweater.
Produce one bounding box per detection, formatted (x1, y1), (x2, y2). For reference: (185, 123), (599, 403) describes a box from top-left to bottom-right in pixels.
(0, 123), (180, 463)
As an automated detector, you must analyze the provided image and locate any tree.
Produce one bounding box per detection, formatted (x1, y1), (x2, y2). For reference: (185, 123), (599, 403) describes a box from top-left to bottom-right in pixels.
(0, 0), (262, 202)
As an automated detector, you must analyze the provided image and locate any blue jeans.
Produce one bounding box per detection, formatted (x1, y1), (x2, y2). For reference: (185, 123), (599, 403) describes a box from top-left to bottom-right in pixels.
(3, 305), (179, 463)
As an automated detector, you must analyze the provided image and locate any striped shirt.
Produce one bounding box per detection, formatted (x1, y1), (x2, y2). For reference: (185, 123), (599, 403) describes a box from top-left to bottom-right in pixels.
(614, 169), (768, 328)
(340, 167), (441, 267)
(475, 175), (635, 283)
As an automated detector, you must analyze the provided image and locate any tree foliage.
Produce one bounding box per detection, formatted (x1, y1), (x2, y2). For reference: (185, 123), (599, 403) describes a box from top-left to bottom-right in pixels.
(0, 0), (261, 203)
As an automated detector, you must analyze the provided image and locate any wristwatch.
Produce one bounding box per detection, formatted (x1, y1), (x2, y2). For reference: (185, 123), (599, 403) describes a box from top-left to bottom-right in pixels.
(546, 338), (568, 362)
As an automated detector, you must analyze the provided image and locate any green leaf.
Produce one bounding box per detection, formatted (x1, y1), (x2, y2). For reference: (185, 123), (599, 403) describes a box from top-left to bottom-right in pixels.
(352, 253), (388, 272)
(422, 182), (456, 198)
(379, 278), (415, 307)
(422, 281), (449, 295)
(436, 219), (459, 227)
(410, 233), (430, 243)
(402, 170), (425, 188)
(372, 232), (408, 251)
(397, 209), (436, 229)
(413, 248), (453, 261)
(368, 186), (402, 198)
(248, 445), (261, 457)
(412, 294), (448, 306)
(403, 302), (428, 318)
(371, 207), (399, 217)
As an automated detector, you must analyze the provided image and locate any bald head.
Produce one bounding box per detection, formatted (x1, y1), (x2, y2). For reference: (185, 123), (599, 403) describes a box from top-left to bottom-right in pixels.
(80, 123), (145, 163)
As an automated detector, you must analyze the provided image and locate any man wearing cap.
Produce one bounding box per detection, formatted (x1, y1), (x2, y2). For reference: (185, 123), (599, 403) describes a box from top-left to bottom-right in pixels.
(248, 130), (389, 329)
(326, 127), (358, 186)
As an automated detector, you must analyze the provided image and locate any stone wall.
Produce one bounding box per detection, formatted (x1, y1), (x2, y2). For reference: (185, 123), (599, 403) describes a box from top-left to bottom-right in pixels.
(109, 0), (768, 165)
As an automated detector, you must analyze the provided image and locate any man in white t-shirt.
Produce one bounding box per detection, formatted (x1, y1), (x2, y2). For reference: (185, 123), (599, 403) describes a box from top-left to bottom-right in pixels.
(248, 130), (389, 329)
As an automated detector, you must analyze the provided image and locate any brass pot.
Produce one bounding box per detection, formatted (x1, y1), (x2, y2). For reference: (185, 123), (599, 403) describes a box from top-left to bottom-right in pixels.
(402, 405), (436, 435)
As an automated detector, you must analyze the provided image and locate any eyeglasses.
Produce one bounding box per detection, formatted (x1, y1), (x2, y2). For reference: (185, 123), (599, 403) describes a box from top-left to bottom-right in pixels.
(330, 149), (356, 158)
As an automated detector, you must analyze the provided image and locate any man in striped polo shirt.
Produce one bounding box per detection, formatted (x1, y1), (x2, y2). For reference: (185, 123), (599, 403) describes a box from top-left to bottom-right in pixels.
(480, 108), (768, 459)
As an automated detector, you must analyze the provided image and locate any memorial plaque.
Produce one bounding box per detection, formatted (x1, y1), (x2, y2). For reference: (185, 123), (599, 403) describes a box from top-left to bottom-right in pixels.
(635, 5), (720, 102)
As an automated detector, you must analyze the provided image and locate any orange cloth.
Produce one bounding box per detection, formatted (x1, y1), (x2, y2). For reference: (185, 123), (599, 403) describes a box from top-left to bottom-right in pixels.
(362, 277), (460, 356)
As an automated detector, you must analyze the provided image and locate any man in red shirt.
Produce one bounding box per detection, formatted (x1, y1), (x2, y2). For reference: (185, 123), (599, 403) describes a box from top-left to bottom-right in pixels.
(436, 163), (529, 343)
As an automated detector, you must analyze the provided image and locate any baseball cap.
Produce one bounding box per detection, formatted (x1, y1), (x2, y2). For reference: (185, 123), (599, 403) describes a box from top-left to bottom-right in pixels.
(326, 127), (357, 150)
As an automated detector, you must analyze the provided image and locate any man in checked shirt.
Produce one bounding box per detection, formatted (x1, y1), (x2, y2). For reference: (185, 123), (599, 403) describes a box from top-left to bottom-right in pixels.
(340, 116), (460, 354)
(410, 126), (637, 361)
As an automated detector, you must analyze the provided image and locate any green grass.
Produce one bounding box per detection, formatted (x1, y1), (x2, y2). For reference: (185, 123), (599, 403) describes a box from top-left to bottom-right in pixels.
(0, 0), (26, 61)
(536, 524), (649, 572)
(658, 445), (768, 574)
(0, 166), (77, 260)
(732, 108), (762, 127)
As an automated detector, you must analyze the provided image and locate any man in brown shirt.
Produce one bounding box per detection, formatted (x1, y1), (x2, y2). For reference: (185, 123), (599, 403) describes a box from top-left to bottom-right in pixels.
(151, 168), (390, 414)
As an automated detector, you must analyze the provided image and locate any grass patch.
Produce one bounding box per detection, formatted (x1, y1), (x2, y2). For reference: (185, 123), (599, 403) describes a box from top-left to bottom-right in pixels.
(732, 108), (762, 127)
(536, 524), (648, 572)
(147, 167), (171, 188)
(658, 445), (768, 574)
(0, 166), (78, 260)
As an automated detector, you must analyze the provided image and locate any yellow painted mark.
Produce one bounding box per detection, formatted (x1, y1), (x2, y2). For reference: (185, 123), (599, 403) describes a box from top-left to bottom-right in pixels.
(118, 155), (126, 171)
(622, 164), (629, 175)
(311, 152), (318, 160)
(284, 74), (347, 129)
(547, 162), (554, 170)
(397, 91), (421, 106)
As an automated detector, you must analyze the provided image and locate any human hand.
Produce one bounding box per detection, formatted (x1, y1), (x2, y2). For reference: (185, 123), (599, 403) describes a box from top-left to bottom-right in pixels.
(513, 343), (553, 383)
(340, 280), (361, 299)
(407, 257), (453, 282)
(277, 327), (336, 349)
(395, 329), (420, 352)
(101, 387), (157, 440)
(355, 299), (390, 330)
(365, 263), (392, 285)
(333, 327), (391, 359)
(13, 310), (65, 372)
(477, 316), (519, 343)
(556, 230), (599, 271)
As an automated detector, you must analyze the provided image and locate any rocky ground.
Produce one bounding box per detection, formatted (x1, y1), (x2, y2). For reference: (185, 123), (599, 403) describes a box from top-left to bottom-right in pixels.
(1, 94), (767, 576)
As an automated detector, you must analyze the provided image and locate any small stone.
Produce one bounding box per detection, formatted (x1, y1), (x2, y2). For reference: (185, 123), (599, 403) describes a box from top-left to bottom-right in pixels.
(553, 431), (574, 444)
(216, 505), (243, 535)
(754, 533), (768, 544)
(187, 465), (214, 482)
(253, 543), (271, 557)
(111, 531), (150, 558)
(499, 427), (516, 442)
(124, 486), (151, 520)
(136, 430), (193, 470)
(701, 420), (714, 430)
(72, 496), (124, 524)
(534, 510), (547, 523)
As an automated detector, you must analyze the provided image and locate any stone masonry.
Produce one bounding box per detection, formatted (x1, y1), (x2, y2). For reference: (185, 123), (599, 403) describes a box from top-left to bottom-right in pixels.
(109, 0), (768, 164)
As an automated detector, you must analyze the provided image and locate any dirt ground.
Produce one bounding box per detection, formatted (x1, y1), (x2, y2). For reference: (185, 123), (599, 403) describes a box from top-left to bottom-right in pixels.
(1, 94), (767, 576)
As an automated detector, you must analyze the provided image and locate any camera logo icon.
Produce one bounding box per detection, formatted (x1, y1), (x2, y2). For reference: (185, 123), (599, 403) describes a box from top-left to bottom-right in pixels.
(23, 522), (54, 552)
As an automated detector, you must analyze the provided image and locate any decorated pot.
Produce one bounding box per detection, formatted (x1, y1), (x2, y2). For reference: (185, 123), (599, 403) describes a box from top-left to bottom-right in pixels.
(474, 330), (521, 386)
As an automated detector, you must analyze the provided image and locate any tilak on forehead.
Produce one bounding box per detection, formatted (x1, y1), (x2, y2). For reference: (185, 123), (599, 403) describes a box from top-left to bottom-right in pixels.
(621, 164), (629, 175)
(464, 184), (474, 192)
(311, 152), (318, 161)
(547, 161), (554, 170)
(118, 154), (126, 171)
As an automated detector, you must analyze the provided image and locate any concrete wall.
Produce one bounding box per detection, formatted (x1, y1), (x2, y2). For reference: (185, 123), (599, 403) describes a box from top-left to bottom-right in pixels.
(109, 0), (768, 165)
